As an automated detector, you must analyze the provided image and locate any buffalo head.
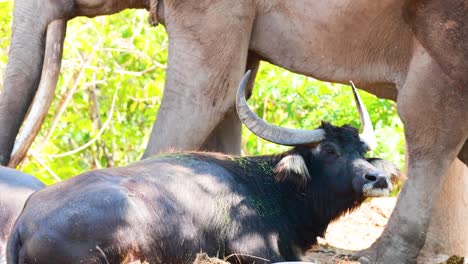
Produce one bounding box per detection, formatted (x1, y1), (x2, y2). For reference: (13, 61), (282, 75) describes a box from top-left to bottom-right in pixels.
(236, 71), (398, 198)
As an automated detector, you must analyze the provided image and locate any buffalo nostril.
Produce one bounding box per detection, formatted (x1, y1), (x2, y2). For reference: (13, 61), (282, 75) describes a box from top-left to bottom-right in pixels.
(365, 174), (377, 182)
(374, 176), (389, 189)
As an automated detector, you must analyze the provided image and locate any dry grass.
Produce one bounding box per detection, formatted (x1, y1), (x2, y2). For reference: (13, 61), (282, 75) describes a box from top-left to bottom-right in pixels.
(193, 253), (230, 264)
(440, 256), (465, 264)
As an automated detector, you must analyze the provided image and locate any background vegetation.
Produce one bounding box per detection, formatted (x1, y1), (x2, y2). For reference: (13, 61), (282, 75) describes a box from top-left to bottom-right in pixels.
(0, 2), (404, 186)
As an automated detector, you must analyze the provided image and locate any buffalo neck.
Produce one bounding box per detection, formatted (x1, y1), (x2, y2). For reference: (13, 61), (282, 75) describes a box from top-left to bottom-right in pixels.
(233, 153), (365, 252)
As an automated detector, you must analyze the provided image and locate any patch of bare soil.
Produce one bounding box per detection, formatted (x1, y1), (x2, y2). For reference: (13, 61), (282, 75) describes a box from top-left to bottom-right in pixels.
(303, 197), (395, 264)
(324, 197), (396, 250)
(304, 197), (465, 264)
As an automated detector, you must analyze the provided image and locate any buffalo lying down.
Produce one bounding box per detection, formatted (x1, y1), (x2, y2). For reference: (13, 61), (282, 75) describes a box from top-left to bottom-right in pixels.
(0, 167), (44, 263)
(7, 73), (399, 263)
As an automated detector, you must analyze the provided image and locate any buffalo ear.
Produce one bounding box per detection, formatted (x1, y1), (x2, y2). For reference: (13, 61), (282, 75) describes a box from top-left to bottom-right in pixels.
(274, 154), (311, 191)
(367, 158), (403, 184)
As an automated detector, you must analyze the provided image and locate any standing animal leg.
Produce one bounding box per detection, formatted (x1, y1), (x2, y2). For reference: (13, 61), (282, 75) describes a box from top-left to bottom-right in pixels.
(142, 0), (256, 158)
(201, 55), (260, 155)
(417, 158), (467, 262)
(200, 108), (242, 155)
(354, 43), (468, 263)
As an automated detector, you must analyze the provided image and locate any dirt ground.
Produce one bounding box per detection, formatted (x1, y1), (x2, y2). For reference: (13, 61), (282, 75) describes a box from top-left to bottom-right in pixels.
(304, 197), (464, 264)
(304, 197), (396, 264)
(324, 197), (396, 250)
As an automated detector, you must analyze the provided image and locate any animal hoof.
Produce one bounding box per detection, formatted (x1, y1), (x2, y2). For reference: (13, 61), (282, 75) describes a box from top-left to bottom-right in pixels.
(351, 244), (417, 264)
(350, 251), (371, 264)
(357, 256), (370, 264)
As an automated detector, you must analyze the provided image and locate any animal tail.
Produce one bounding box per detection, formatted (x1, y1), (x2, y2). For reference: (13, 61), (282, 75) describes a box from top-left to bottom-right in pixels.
(6, 227), (20, 264)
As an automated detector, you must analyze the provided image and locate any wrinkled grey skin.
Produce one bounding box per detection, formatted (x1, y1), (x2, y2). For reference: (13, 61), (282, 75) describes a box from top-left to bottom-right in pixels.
(0, 0), (467, 263)
(0, 166), (44, 263)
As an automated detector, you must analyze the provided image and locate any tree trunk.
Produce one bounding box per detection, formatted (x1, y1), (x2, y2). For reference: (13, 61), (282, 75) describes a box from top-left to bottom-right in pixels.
(417, 158), (468, 263)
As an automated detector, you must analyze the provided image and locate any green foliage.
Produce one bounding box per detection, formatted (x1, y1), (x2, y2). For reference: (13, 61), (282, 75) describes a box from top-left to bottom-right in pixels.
(0, 5), (405, 187)
(0, 1), (13, 84)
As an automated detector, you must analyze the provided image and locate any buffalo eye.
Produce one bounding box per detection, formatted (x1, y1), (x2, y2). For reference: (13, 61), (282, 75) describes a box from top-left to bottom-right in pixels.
(320, 143), (340, 159)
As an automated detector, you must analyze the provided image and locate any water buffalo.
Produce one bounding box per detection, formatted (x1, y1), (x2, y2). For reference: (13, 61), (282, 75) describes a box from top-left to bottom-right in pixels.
(0, 167), (44, 263)
(6, 74), (399, 264)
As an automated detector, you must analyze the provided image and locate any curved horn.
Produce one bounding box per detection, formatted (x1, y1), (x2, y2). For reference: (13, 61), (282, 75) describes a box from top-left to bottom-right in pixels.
(236, 70), (325, 146)
(349, 81), (377, 150)
(8, 20), (66, 167)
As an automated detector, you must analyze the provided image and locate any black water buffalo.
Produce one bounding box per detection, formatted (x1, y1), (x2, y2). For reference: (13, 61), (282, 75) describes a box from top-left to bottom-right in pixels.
(6, 73), (399, 264)
(0, 167), (44, 263)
